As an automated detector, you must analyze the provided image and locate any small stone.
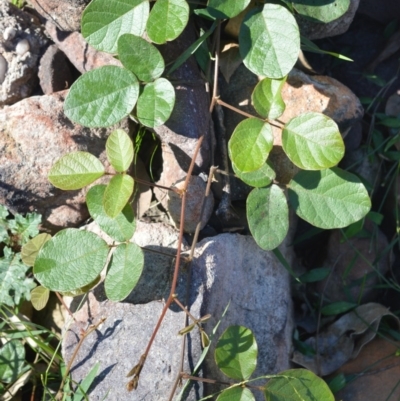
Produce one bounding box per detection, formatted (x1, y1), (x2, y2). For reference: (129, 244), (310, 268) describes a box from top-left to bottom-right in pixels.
(3, 26), (16, 41)
(15, 38), (30, 55)
(0, 54), (7, 84)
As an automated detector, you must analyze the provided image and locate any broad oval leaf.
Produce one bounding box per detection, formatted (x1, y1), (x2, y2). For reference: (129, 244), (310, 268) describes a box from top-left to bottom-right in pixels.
(217, 386), (255, 401)
(232, 160), (275, 188)
(228, 118), (273, 173)
(105, 242), (144, 301)
(215, 325), (257, 381)
(288, 168), (371, 229)
(81, 0), (149, 53)
(239, 4), (300, 78)
(136, 78), (175, 128)
(247, 185), (289, 250)
(118, 33), (165, 82)
(48, 151), (104, 190)
(21, 233), (52, 266)
(207, 0), (251, 19)
(87, 184), (136, 242)
(59, 276), (101, 297)
(146, 0), (189, 44)
(30, 286), (50, 311)
(106, 129), (134, 172)
(64, 66), (139, 128)
(252, 77), (286, 120)
(293, 0), (350, 24)
(282, 112), (344, 170)
(33, 229), (109, 292)
(0, 340), (25, 383)
(265, 369), (334, 401)
(103, 174), (134, 218)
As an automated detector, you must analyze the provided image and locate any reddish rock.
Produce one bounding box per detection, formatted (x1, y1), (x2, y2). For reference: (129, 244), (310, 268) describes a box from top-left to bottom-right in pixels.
(29, 0), (91, 32)
(0, 91), (132, 232)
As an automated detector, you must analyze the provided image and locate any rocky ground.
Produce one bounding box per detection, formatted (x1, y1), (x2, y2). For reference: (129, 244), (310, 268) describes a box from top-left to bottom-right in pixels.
(1, 0), (400, 400)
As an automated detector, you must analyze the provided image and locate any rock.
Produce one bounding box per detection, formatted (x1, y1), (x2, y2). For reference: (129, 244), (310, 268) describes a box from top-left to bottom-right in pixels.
(0, 90), (133, 232)
(38, 44), (73, 94)
(43, 20), (121, 74)
(29, 0), (91, 32)
(296, 0), (360, 40)
(0, 0), (48, 106)
(167, 175), (214, 233)
(62, 222), (293, 400)
(314, 221), (390, 303)
(334, 338), (400, 401)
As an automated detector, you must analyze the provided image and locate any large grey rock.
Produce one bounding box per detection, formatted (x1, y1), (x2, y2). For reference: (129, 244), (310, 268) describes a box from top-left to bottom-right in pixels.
(62, 221), (293, 400)
(29, 0), (91, 32)
(0, 91), (132, 232)
(0, 0), (48, 106)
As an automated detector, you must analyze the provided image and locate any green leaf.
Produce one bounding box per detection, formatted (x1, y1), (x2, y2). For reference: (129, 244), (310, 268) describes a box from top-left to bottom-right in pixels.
(87, 185), (136, 242)
(118, 33), (165, 82)
(59, 276), (101, 298)
(21, 233), (52, 266)
(136, 78), (175, 128)
(48, 151), (105, 190)
(299, 267), (330, 283)
(30, 286), (50, 311)
(34, 229), (109, 292)
(215, 325), (257, 381)
(73, 362), (100, 401)
(217, 386), (255, 401)
(207, 0), (251, 19)
(293, 0), (350, 24)
(288, 168), (371, 229)
(105, 242), (144, 301)
(0, 341), (25, 383)
(228, 118), (273, 173)
(146, 0), (189, 44)
(321, 301), (356, 316)
(246, 185), (289, 250)
(282, 112), (344, 170)
(232, 160), (275, 188)
(64, 66), (139, 128)
(106, 129), (134, 172)
(7, 212), (42, 246)
(103, 174), (134, 218)
(265, 369), (334, 401)
(0, 248), (36, 307)
(81, 0), (149, 53)
(239, 4), (300, 78)
(252, 77), (286, 120)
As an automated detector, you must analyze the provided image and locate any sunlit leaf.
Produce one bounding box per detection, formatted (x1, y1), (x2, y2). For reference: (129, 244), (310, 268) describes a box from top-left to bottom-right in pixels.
(228, 118), (273, 173)
(136, 78), (175, 128)
(232, 160), (275, 188)
(282, 113), (344, 170)
(118, 33), (165, 82)
(87, 185), (136, 242)
(30, 286), (50, 311)
(48, 151), (104, 190)
(34, 229), (109, 292)
(207, 0), (251, 19)
(252, 77), (286, 120)
(146, 0), (189, 44)
(215, 325), (257, 381)
(239, 4), (300, 78)
(21, 233), (52, 266)
(103, 174), (134, 218)
(105, 242), (144, 301)
(81, 0), (149, 53)
(293, 0), (350, 24)
(247, 185), (289, 250)
(288, 168), (371, 229)
(64, 66), (139, 128)
(106, 129), (134, 173)
(217, 386), (255, 401)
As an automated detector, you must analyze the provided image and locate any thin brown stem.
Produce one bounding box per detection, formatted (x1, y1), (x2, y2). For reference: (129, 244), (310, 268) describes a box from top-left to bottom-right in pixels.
(55, 292), (75, 321)
(173, 296), (198, 323)
(132, 175), (181, 194)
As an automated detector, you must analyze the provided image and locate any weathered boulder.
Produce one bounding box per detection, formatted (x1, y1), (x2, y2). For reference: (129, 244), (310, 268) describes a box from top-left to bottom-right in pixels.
(62, 221), (294, 400)
(0, 0), (48, 106)
(29, 0), (91, 32)
(0, 91), (132, 232)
